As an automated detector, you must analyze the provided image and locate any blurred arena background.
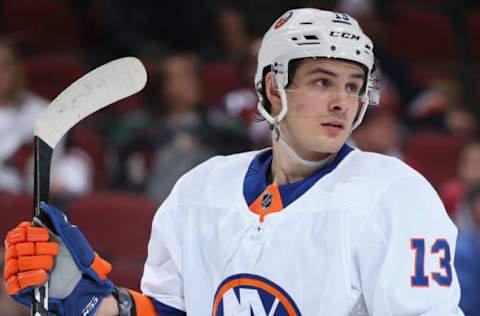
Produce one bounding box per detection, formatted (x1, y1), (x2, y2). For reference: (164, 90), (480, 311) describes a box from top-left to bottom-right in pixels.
(1, 0), (480, 315)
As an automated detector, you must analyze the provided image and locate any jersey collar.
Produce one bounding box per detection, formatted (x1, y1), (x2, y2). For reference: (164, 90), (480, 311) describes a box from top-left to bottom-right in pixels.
(243, 144), (354, 218)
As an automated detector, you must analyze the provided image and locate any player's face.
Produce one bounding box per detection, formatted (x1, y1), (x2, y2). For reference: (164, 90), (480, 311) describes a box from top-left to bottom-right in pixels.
(279, 59), (365, 160)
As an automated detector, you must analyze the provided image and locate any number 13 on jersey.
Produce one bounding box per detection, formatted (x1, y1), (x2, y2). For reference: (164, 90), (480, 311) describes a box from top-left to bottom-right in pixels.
(410, 238), (453, 287)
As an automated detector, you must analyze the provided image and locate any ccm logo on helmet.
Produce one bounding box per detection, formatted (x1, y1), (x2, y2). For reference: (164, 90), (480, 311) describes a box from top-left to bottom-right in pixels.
(329, 31), (360, 41)
(212, 274), (301, 315)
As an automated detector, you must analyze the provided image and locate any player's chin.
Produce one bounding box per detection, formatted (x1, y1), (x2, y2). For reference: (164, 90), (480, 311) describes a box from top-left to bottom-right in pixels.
(311, 140), (342, 155)
(316, 133), (348, 153)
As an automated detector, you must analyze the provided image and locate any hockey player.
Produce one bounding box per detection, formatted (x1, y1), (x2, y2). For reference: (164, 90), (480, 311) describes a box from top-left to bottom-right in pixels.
(4, 8), (464, 316)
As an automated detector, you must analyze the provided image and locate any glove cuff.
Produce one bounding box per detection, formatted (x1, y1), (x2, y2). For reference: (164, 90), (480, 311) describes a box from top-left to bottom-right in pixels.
(62, 278), (113, 316)
(12, 278), (113, 316)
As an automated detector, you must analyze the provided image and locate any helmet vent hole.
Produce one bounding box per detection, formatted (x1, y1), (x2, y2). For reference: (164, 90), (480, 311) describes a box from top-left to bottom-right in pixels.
(330, 45), (336, 51)
(365, 44), (371, 50)
(300, 22), (313, 25)
(304, 35), (318, 40)
(356, 50), (361, 55)
(291, 37), (298, 41)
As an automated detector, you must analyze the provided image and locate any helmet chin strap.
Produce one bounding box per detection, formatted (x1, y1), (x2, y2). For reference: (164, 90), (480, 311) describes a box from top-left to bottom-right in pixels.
(273, 124), (335, 169)
(272, 85), (335, 169)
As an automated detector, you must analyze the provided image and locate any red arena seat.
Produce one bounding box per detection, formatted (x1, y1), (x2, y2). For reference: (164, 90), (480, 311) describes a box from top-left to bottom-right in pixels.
(109, 259), (145, 291)
(2, 0), (83, 54)
(384, 9), (457, 62)
(69, 192), (157, 260)
(0, 193), (33, 241)
(202, 62), (242, 106)
(404, 132), (465, 190)
(23, 55), (87, 101)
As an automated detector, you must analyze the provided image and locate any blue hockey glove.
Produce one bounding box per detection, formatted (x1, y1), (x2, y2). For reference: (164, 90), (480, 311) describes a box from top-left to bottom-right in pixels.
(4, 202), (113, 316)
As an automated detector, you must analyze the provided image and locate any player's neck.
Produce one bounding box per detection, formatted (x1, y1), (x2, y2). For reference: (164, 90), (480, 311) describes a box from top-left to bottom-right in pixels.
(270, 142), (333, 185)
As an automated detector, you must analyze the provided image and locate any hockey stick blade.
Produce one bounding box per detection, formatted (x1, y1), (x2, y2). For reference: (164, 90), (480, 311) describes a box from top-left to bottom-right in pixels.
(31, 56), (147, 316)
(35, 56), (147, 148)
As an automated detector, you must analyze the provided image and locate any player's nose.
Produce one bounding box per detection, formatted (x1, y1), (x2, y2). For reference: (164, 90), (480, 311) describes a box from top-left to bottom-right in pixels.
(327, 93), (351, 113)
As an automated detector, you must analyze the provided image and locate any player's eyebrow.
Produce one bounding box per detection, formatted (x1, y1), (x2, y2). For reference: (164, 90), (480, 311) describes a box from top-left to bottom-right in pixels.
(305, 67), (364, 80)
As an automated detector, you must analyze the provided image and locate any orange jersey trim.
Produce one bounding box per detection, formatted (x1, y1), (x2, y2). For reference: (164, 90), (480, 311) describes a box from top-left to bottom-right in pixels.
(248, 184), (284, 222)
(128, 290), (159, 316)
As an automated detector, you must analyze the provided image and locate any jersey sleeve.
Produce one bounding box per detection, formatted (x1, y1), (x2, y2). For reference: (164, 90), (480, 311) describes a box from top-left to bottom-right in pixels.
(140, 180), (186, 311)
(353, 175), (464, 315)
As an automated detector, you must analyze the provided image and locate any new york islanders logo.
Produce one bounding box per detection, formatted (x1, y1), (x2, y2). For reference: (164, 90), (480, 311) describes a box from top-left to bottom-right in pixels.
(212, 274), (301, 316)
(274, 11), (293, 29)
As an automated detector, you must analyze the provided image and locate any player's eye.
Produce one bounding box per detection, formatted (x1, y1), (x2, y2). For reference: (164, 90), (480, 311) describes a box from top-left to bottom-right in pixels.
(312, 78), (330, 88)
(345, 82), (361, 95)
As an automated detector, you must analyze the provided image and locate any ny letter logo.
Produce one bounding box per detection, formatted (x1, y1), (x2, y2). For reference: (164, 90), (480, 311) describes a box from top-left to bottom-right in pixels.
(213, 274), (300, 316)
(222, 288), (280, 316)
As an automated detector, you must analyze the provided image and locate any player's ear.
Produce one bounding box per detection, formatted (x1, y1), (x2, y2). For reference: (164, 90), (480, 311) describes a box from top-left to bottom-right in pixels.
(265, 72), (282, 113)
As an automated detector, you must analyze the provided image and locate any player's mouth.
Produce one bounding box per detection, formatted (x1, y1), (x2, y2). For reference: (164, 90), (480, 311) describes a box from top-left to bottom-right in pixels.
(321, 120), (345, 133)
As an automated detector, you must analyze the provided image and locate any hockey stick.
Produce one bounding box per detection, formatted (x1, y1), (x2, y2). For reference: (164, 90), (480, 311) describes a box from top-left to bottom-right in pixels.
(32, 57), (147, 316)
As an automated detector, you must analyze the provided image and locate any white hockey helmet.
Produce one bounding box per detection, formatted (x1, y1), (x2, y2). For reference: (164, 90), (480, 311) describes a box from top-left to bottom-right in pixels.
(255, 8), (380, 130)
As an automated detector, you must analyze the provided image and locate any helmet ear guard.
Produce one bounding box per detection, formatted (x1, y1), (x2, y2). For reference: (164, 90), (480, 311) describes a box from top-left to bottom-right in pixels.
(366, 58), (382, 106)
(257, 72), (288, 127)
(351, 58), (381, 130)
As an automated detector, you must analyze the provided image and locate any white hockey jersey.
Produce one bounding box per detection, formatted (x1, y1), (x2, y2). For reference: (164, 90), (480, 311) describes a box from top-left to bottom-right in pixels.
(140, 145), (464, 315)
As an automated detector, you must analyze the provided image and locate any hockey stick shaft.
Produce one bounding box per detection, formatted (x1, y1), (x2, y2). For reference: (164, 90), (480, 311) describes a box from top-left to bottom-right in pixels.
(32, 137), (52, 316)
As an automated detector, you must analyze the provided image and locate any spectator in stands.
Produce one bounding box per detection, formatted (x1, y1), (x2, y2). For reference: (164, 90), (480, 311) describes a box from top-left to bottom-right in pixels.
(0, 38), (47, 192)
(110, 52), (208, 191)
(112, 52), (249, 195)
(0, 38), (93, 197)
(455, 184), (480, 316)
(213, 5), (251, 62)
(212, 38), (271, 149)
(444, 104), (478, 139)
(407, 78), (477, 138)
(144, 52), (212, 201)
(441, 140), (480, 219)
